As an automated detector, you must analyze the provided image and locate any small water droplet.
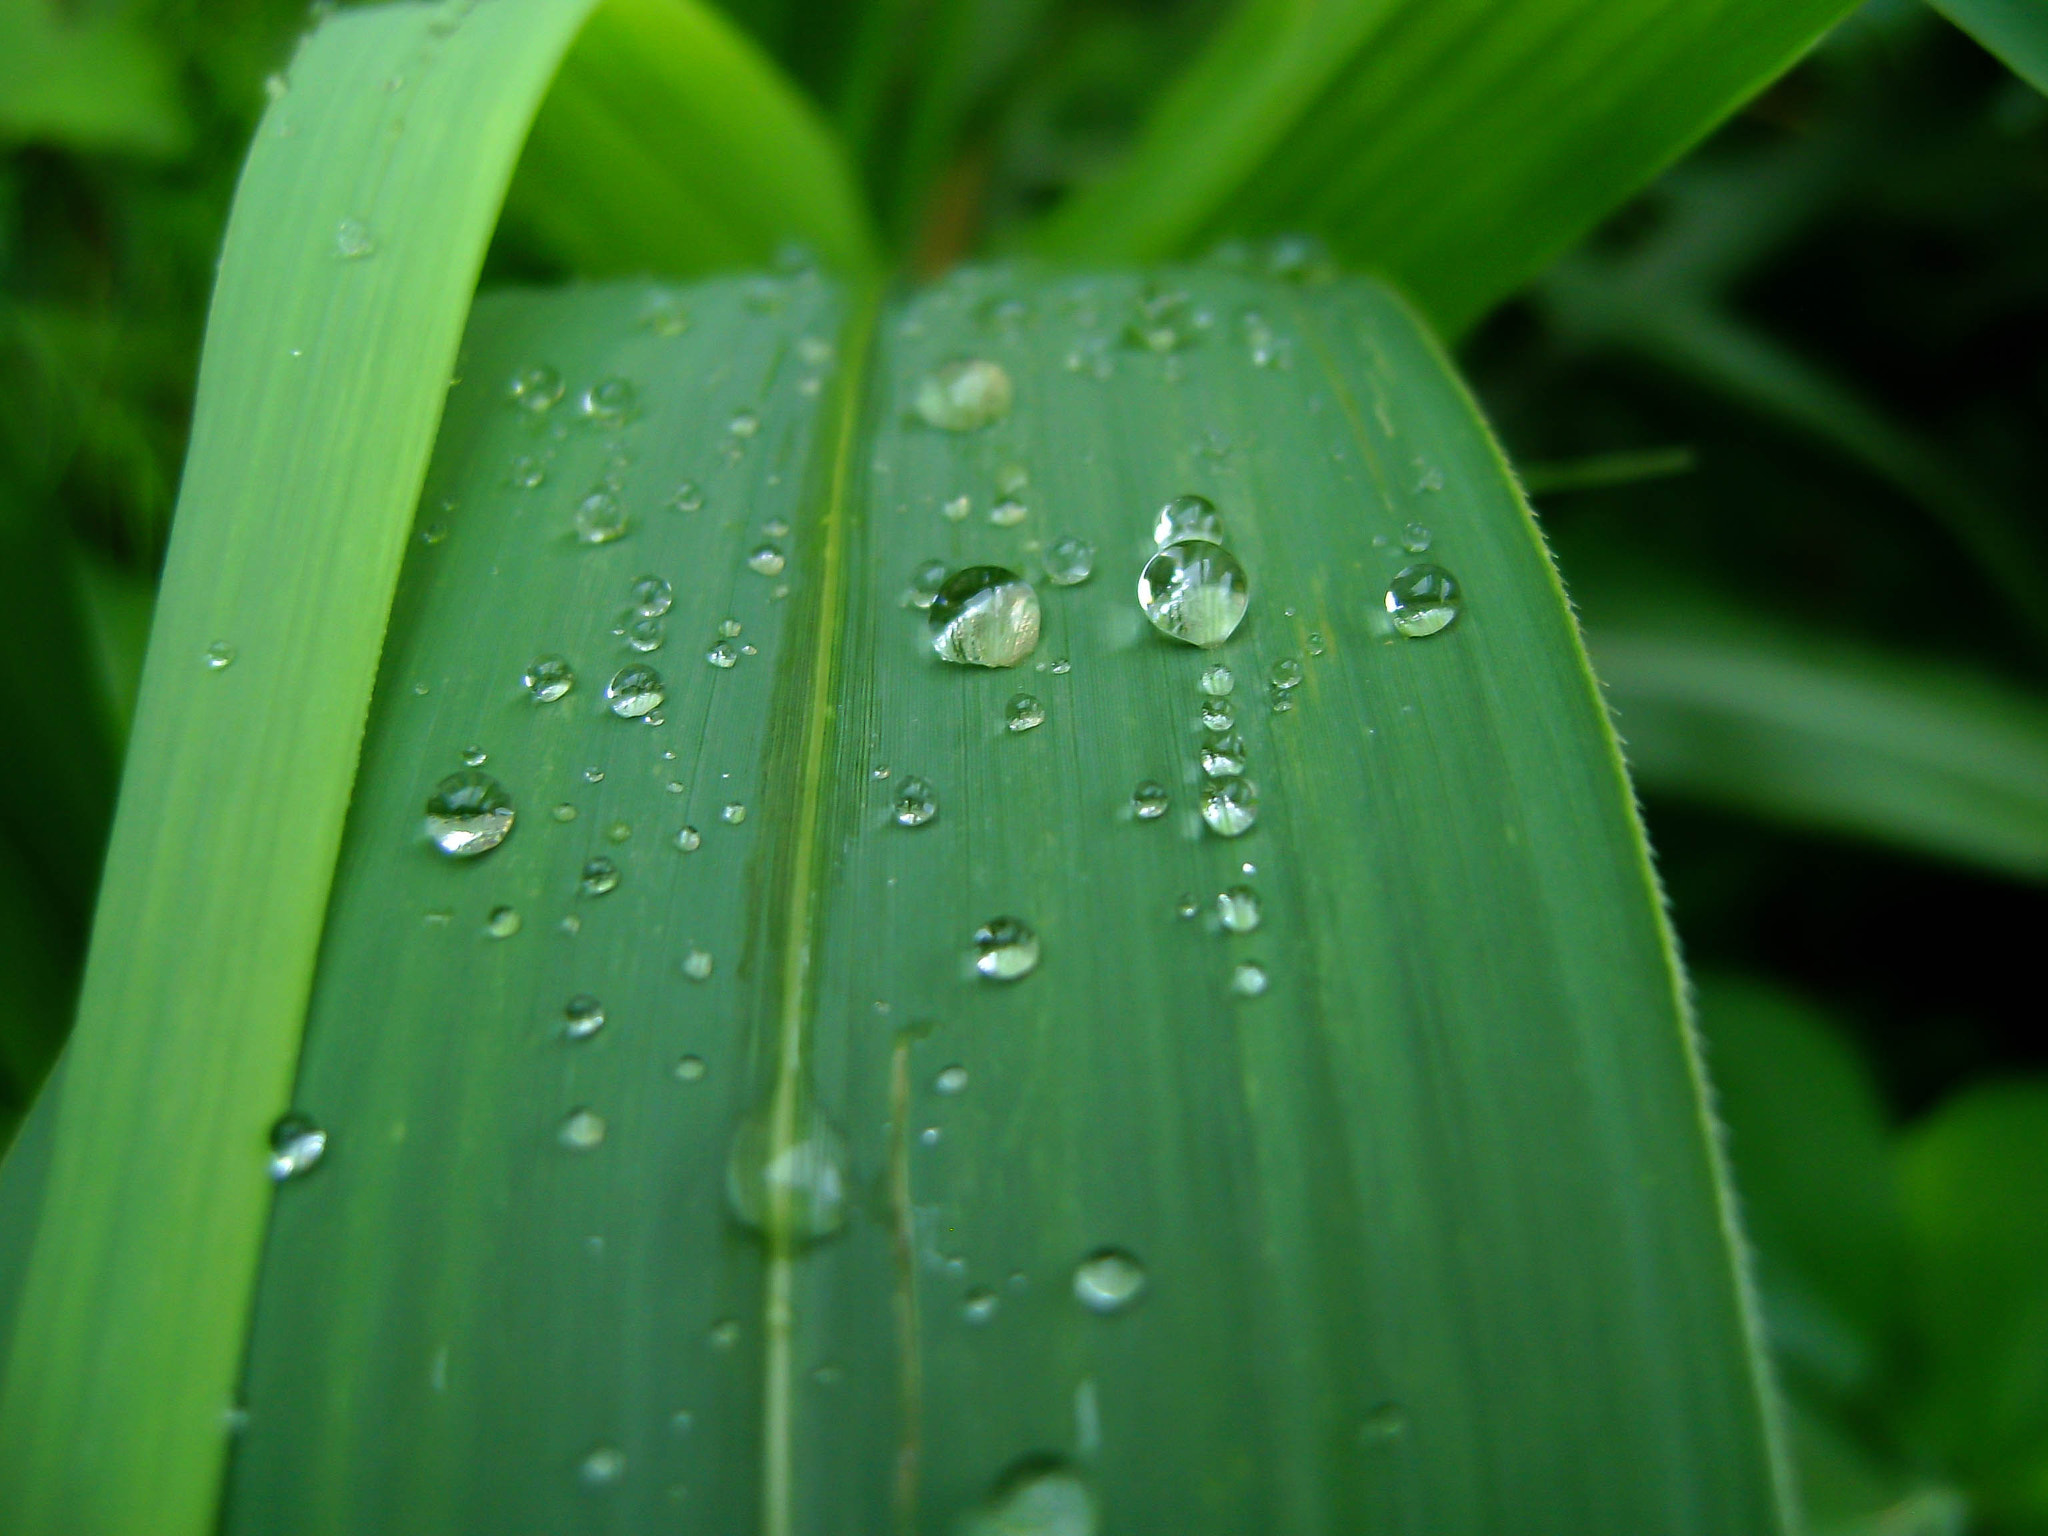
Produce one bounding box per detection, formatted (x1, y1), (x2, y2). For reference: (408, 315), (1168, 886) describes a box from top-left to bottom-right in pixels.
(747, 543), (786, 576)
(628, 574), (673, 618)
(559, 1108), (606, 1150)
(708, 1318), (741, 1350)
(625, 615), (665, 652)
(1152, 492), (1223, 547)
(1200, 697), (1235, 731)
(721, 802), (746, 825)
(579, 1446), (625, 1487)
(674, 825), (702, 851)
(929, 567), (1041, 668)
(204, 641), (236, 670)
(1139, 540), (1249, 648)
(996, 463), (1030, 496)
(573, 490), (628, 545)
(973, 917), (1040, 981)
(419, 522), (449, 546)
(263, 71), (288, 102)
(682, 948), (713, 981)
(706, 640), (740, 668)
(1306, 631), (1326, 656)
(459, 745), (487, 768)
(725, 1096), (850, 1242)
(962, 1289), (999, 1324)
(1400, 522), (1433, 553)
(989, 498), (1028, 528)
(424, 771), (515, 857)
(1385, 563), (1462, 637)
(914, 359), (1013, 431)
(1230, 960), (1269, 997)
(905, 558), (950, 609)
(583, 766), (606, 783)
(580, 377), (636, 424)
(1073, 1249), (1147, 1314)
(727, 408), (759, 439)
(675, 1054), (707, 1082)
(941, 494), (972, 523)
(485, 905), (521, 938)
(1359, 1402), (1409, 1446)
(671, 480), (704, 513)
(1200, 776), (1259, 837)
(1270, 657), (1303, 691)
(1200, 734), (1247, 777)
(509, 364), (564, 413)
(960, 1458), (1098, 1536)
(1217, 885), (1261, 933)
(606, 664), (665, 717)
(268, 1113), (327, 1181)
(564, 994), (606, 1040)
(935, 1065), (969, 1095)
(579, 857), (620, 896)
(1176, 894), (1200, 919)
(1413, 464), (1445, 493)
(334, 217), (375, 259)
(1005, 694), (1045, 732)
(1131, 780), (1170, 819)
(893, 776), (937, 827)
(1198, 663), (1234, 696)
(1042, 536), (1095, 586)
(606, 821), (632, 844)
(719, 618), (742, 637)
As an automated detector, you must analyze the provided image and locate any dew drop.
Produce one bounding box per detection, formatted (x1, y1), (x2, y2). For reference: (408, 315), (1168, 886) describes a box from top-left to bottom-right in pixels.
(1200, 697), (1235, 732)
(1231, 960), (1270, 997)
(268, 1113), (327, 1181)
(419, 522), (449, 545)
(707, 640), (740, 669)
(1306, 631), (1326, 656)
(708, 1318), (741, 1350)
(1176, 894), (1200, 919)
(671, 480), (704, 513)
(674, 825), (702, 852)
(559, 1108), (606, 1150)
(625, 615), (665, 652)
(721, 802), (746, 825)
(1152, 492), (1223, 547)
(719, 618), (743, 637)
(606, 664), (665, 718)
(960, 1458), (1098, 1536)
(630, 575), (673, 618)
(204, 641), (236, 670)
(1385, 563), (1462, 637)
(1401, 522), (1432, 554)
(583, 765), (606, 783)
(1217, 885), (1262, 933)
(1043, 536), (1095, 587)
(509, 364), (564, 413)
(727, 408), (760, 439)
(515, 654), (572, 705)
(485, 905), (521, 938)
(1131, 780), (1170, 820)
(747, 543), (786, 576)
(572, 490), (628, 545)
(989, 498), (1028, 528)
(893, 776), (937, 827)
(580, 377), (636, 424)
(564, 994), (606, 1040)
(973, 917), (1040, 981)
(904, 558), (949, 609)
(725, 1097), (850, 1242)
(1072, 1249), (1147, 1314)
(682, 948), (714, 981)
(459, 745), (487, 768)
(675, 1054), (707, 1082)
(962, 1289), (999, 1325)
(941, 494), (972, 523)
(424, 771), (515, 857)
(334, 217), (375, 259)
(578, 857), (620, 897)
(1360, 1402), (1409, 1446)
(914, 359), (1013, 432)
(1269, 657), (1304, 690)
(929, 567), (1041, 668)
(1200, 776), (1259, 837)
(1139, 539), (1249, 648)
(996, 462), (1030, 496)
(1198, 663), (1234, 696)
(935, 1065), (969, 1095)
(579, 1446), (625, 1487)
(1200, 734), (1247, 778)
(1005, 694), (1045, 732)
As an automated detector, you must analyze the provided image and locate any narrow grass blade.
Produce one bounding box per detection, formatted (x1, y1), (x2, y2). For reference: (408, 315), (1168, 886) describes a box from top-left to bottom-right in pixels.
(214, 268), (1784, 1533)
(1592, 627), (2048, 880)
(1028, 0), (1860, 331)
(1926, 0), (2048, 95)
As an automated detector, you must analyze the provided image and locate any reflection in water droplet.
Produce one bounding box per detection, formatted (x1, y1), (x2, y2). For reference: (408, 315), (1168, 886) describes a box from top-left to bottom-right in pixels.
(1138, 540), (1249, 647)
(1073, 1248), (1147, 1314)
(974, 917), (1039, 981)
(1231, 961), (1269, 997)
(509, 364), (564, 412)
(580, 857), (620, 896)
(268, 1114), (327, 1181)
(580, 377), (636, 424)
(1131, 780), (1169, 820)
(334, 217), (375, 259)
(1401, 522), (1432, 554)
(1200, 735), (1247, 778)
(1386, 563), (1462, 637)
(424, 771), (515, 857)
(524, 655), (573, 702)
(1198, 663), (1234, 696)
(564, 994), (606, 1040)
(894, 776), (937, 827)
(1200, 697), (1235, 732)
(915, 359), (1013, 431)
(930, 567), (1041, 668)
(1153, 493), (1223, 547)
(485, 905), (521, 938)
(725, 1096), (850, 1242)
(573, 490), (628, 545)
(747, 543), (786, 576)
(935, 1065), (969, 1095)
(1270, 657), (1303, 690)
(674, 825), (702, 852)
(1005, 694), (1045, 732)
(1217, 886), (1262, 933)
(675, 1054), (707, 1082)
(1043, 536), (1095, 587)
(1200, 777), (1259, 837)
(205, 641), (236, 670)
(579, 1446), (625, 1487)
(960, 1458), (1098, 1536)
(606, 664), (665, 718)
(682, 948), (713, 981)
(558, 1108), (606, 1150)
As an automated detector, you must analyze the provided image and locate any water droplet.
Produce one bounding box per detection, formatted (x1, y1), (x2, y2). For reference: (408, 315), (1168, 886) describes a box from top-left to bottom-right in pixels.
(1306, 631), (1326, 656)
(1199, 776), (1259, 837)
(727, 408), (759, 439)
(424, 771), (515, 857)
(1269, 657), (1303, 691)
(914, 359), (1013, 431)
(1072, 1248), (1146, 1314)
(1401, 522), (1432, 553)
(935, 1065), (969, 1095)
(973, 917), (1040, 981)
(725, 1096), (850, 1242)
(579, 1446), (625, 1487)
(1131, 780), (1170, 819)
(1200, 697), (1235, 731)
(455, 745), (486, 769)
(962, 1289), (999, 1324)
(719, 618), (742, 637)
(706, 640), (741, 669)
(1050, 658), (1072, 675)
(334, 217), (375, 259)
(580, 377), (636, 424)
(564, 994), (606, 1040)
(1198, 665), (1235, 698)
(204, 640), (236, 670)
(419, 522), (449, 546)
(606, 664), (665, 718)
(929, 567), (1041, 668)
(1043, 536), (1095, 587)
(625, 615), (665, 652)
(708, 1318), (741, 1350)
(893, 776), (937, 827)
(263, 71), (288, 103)
(941, 494), (972, 523)
(996, 462), (1030, 496)
(583, 766), (606, 783)
(1413, 464), (1445, 493)
(671, 480), (704, 513)
(579, 857), (620, 896)
(509, 364), (564, 412)
(674, 825), (702, 851)
(509, 453), (546, 489)
(559, 1108), (606, 1150)
(1138, 540), (1249, 648)
(640, 290), (690, 335)
(1359, 1402), (1409, 1446)
(905, 558), (950, 609)
(960, 1458), (1098, 1536)
(675, 1054), (707, 1082)
(485, 905), (521, 938)
(1230, 960), (1269, 997)
(747, 543), (786, 576)
(1176, 894), (1200, 919)
(1385, 563), (1462, 638)
(628, 575), (673, 618)
(1005, 694), (1045, 732)
(1217, 885), (1261, 933)
(573, 490), (628, 545)
(721, 802), (746, 825)
(989, 498), (1028, 528)
(1200, 734), (1247, 778)
(1153, 492), (1223, 547)
(267, 1113), (327, 1181)
(682, 948), (713, 981)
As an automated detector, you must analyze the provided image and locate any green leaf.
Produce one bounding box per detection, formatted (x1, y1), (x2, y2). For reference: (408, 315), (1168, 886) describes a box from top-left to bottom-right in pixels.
(1900, 1081), (2048, 1517)
(1589, 625), (2048, 880)
(1926, 0), (2048, 96)
(1028, 0), (1861, 331)
(0, 1), (189, 158)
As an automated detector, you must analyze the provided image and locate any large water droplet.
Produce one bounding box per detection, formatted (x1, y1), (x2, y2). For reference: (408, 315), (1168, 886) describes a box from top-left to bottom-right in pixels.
(973, 917), (1040, 981)
(914, 359), (1013, 431)
(930, 567), (1041, 668)
(1073, 1248), (1147, 1314)
(573, 490), (628, 545)
(725, 1097), (850, 1242)
(960, 1458), (1098, 1536)
(1152, 492), (1223, 547)
(424, 771), (515, 857)
(564, 994), (606, 1040)
(1043, 536), (1095, 587)
(1138, 540), (1249, 647)
(1198, 663), (1234, 696)
(268, 1113), (328, 1181)
(509, 364), (564, 413)
(606, 664), (665, 718)
(747, 543), (786, 576)
(580, 377), (636, 424)
(894, 776), (937, 827)
(1200, 734), (1247, 778)
(559, 1108), (606, 1150)
(580, 857), (620, 896)
(1385, 563), (1462, 637)
(1131, 780), (1169, 820)
(1199, 776), (1259, 837)
(524, 654), (573, 701)
(1005, 693), (1045, 732)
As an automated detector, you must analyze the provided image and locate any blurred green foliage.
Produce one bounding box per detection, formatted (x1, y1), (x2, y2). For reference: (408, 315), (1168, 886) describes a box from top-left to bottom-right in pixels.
(3, 0), (2046, 1528)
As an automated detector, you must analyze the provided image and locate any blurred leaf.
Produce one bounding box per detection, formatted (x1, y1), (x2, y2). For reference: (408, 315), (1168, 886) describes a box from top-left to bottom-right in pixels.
(0, 1), (189, 158)
(1029, 0), (1861, 331)
(1899, 1082), (2048, 1517)
(1927, 0), (2048, 95)
(71, 545), (157, 749)
(1591, 627), (2048, 880)
(1785, 1393), (1970, 1536)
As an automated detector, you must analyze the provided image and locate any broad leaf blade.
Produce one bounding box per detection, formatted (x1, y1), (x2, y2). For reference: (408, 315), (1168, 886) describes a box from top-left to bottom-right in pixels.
(1927, 0), (2048, 95)
(216, 268), (1786, 1533)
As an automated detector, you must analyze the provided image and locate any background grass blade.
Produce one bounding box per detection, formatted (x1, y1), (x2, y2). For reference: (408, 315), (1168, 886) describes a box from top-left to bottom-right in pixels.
(0, 0), (874, 1528)
(1027, 0), (1860, 331)
(1590, 627), (2048, 880)
(214, 266), (1784, 1533)
(1926, 0), (2048, 95)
